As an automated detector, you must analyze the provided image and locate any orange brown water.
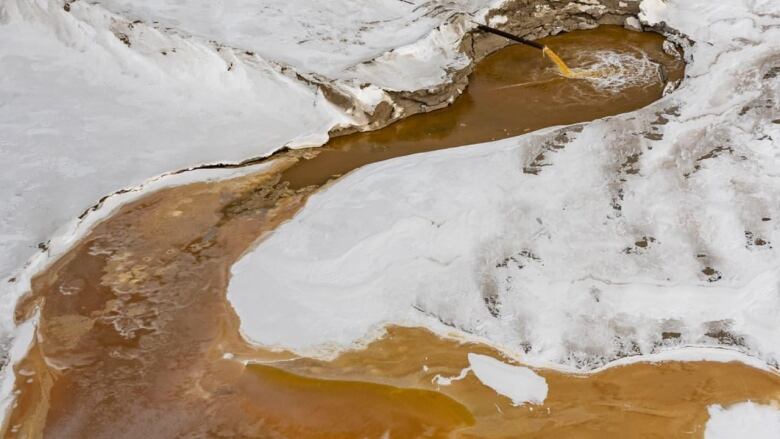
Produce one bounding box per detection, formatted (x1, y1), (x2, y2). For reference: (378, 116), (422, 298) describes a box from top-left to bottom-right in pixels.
(4, 26), (768, 439)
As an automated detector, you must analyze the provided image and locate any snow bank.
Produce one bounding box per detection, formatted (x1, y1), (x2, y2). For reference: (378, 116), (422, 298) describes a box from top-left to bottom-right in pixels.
(467, 353), (548, 406)
(705, 402), (780, 439)
(96, 0), (500, 88)
(229, 0), (780, 370)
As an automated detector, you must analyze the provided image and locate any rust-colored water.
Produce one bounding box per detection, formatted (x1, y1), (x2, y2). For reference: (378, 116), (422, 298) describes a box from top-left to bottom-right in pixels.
(5, 27), (767, 439)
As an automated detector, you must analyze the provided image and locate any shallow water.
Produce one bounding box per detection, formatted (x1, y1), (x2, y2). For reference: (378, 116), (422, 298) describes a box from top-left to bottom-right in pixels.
(5, 26), (768, 439)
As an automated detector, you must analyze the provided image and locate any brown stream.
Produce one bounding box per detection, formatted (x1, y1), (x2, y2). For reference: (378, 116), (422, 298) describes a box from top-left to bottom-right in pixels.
(5, 26), (778, 439)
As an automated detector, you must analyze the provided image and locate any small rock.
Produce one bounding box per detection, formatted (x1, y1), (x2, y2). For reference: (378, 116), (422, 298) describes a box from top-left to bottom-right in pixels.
(624, 16), (643, 32)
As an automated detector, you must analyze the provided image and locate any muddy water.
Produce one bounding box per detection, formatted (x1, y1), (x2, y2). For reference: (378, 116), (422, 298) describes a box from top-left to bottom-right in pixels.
(282, 26), (683, 188)
(5, 26), (768, 439)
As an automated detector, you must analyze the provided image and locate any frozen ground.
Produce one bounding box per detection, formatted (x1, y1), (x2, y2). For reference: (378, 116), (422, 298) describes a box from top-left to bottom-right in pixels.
(229, 0), (780, 370)
(0, 0), (498, 349)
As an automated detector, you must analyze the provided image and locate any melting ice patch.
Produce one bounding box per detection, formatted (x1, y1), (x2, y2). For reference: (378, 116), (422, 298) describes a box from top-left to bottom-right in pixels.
(467, 353), (548, 406)
(432, 354), (548, 406)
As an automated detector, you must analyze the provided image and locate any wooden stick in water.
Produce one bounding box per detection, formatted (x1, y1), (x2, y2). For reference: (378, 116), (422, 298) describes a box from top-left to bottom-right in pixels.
(476, 24), (574, 78)
(476, 24), (544, 50)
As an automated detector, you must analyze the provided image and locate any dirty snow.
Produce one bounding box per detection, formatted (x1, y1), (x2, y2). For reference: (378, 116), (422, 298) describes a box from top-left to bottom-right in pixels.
(705, 402), (780, 439)
(229, 0), (780, 370)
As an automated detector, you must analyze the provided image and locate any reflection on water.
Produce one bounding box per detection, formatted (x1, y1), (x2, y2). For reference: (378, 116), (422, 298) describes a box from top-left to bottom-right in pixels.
(2, 26), (749, 439)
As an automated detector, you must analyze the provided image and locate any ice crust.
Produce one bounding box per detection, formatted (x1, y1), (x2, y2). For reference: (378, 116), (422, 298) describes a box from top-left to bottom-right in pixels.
(229, 0), (780, 370)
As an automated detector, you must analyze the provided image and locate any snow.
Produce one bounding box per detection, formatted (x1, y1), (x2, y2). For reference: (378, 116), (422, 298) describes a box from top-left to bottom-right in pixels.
(2, 0), (779, 429)
(467, 353), (548, 406)
(96, 0), (492, 78)
(705, 402), (780, 439)
(343, 18), (475, 91)
(583, 347), (775, 374)
(432, 353), (547, 406)
(95, 0), (500, 88)
(229, 0), (780, 370)
(0, 313), (37, 422)
(0, 0), (498, 355)
(433, 365), (471, 386)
